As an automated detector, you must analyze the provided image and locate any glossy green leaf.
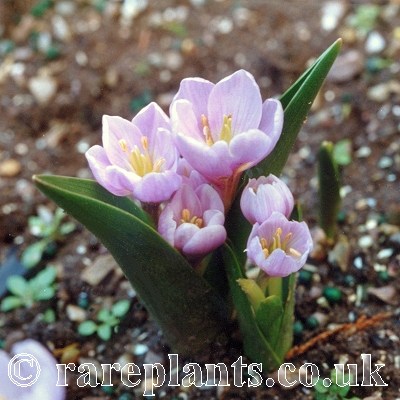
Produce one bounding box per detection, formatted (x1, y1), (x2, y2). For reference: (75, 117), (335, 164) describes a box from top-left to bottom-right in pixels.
(275, 273), (296, 359)
(223, 242), (281, 371)
(33, 175), (227, 355)
(318, 141), (341, 240)
(255, 295), (283, 349)
(257, 39), (342, 177)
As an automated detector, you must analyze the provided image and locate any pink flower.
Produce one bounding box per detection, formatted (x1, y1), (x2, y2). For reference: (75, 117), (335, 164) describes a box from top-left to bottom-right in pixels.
(158, 184), (226, 261)
(0, 339), (65, 400)
(86, 102), (181, 203)
(240, 174), (294, 225)
(246, 212), (313, 277)
(170, 70), (283, 186)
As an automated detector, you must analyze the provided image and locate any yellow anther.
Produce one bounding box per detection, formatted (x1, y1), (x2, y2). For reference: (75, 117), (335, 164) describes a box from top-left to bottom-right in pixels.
(259, 228), (301, 259)
(141, 136), (149, 150)
(219, 114), (233, 143)
(153, 157), (165, 173)
(119, 139), (128, 152)
(181, 208), (203, 227)
(201, 114), (214, 146)
(181, 208), (191, 222)
(289, 248), (302, 258)
(118, 135), (165, 177)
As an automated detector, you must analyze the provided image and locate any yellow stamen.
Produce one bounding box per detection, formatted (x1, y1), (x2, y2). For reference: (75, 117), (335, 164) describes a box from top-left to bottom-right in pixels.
(219, 115), (233, 143)
(289, 248), (302, 258)
(181, 208), (203, 228)
(118, 135), (164, 177)
(119, 139), (128, 152)
(259, 228), (301, 259)
(181, 208), (191, 222)
(201, 114), (214, 146)
(201, 114), (233, 145)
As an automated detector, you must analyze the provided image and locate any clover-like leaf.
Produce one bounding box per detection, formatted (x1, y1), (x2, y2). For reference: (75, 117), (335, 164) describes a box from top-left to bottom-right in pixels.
(78, 320), (98, 336)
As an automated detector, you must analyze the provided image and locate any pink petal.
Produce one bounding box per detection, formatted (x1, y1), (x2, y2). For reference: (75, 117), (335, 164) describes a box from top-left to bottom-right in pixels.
(259, 98), (284, 150)
(175, 135), (233, 180)
(86, 146), (131, 196)
(131, 102), (171, 149)
(171, 100), (204, 141)
(102, 115), (142, 167)
(195, 184), (224, 214)
(229, 129), (274, 171)
(133, 171), (181, 203)
(182, 225), (226, 255)
(208, 70), (262, 136)
(175, 222), (200, 251)
(171, 77), (214, 126)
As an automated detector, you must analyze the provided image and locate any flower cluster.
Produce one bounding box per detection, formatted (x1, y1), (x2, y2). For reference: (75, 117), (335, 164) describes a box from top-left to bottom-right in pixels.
(240, 175), (313, 277)
(86, 69), (311, 274)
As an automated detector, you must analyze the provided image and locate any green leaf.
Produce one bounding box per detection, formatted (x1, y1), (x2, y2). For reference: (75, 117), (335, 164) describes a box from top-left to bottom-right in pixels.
(97, 308), (115, 324)
(275, 273), (296, 360)
(21, 240), (48, 268)
(318, 141), (341, 240)
(78, 320), (98, 336)
(255, 295), (283, 349)
(6, 275), (28, 296)
(33, 286), (55, 301)
(256, 39), (342, 178)
(223, 242), (281, 371)
(97, 324), (112, 341)
(111, 299), (131, 318)
(0, 296), (24, 312)
(59, 222), (76, 236)
(31, 266), (57, 290)
(333, 139), (352, 166)
(33, 175), (228, 355)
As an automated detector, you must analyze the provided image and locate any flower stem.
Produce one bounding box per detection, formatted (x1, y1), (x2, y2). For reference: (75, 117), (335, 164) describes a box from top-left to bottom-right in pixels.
(267, 277), (282, 299)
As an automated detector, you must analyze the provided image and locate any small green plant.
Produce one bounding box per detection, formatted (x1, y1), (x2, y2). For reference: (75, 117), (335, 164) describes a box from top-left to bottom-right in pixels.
(318, 141), (342, 242)
(0, 266), (57, 312)
(78, 300), (131, 341)
(22, 206), (76, 268)
(314, 369), (360, 400)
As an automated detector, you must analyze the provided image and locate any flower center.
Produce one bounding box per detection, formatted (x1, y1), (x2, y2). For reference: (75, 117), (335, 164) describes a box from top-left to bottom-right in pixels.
(201, 114), (233, 145)
(259, 228), (301, 258)
(119, 136), (165, 177)
(180, 208), (203, 228)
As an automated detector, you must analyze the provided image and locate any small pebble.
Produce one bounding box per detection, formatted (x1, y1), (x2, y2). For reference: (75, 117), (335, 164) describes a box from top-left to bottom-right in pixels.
(133, 343), (148, 356)
(353, 256), (364, 269)
(358, 235), (373, 248)
(378, 156), (393, 169)
(66, 304), (87, 322)
(377, 248), (394, 260)
(323, 286), (342, 304)
(293, 320), (304, 336)
(28, 75), (57, 105)
(365, 31), (386, 54)
(356, 146), (372, 158)
(0, 159), (21, 177)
